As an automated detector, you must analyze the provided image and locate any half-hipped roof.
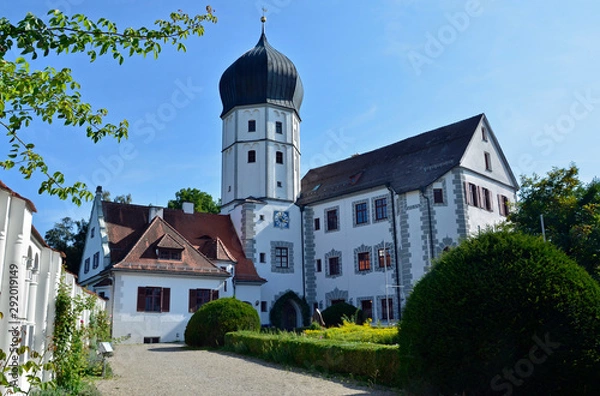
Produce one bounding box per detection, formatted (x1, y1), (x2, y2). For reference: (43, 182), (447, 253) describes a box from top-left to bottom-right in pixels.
(101, 201), (264, 283)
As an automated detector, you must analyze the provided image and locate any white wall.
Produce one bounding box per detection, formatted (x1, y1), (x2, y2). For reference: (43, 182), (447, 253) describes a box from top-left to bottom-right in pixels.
(252, 201), (304, 324)
(0, 185), (105, 392)
(221, 104), (301, 207)
(112, 272), (227, 343)
(308, 187), (398, 322)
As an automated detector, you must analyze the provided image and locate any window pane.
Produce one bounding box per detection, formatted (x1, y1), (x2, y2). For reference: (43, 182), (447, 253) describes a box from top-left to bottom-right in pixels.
(375, 198), (387, 220)
(275, 247), (288, 268)
(326, 210), (338, 231)
(358, 252), (370, 271)
(355, 202), (368, 224)
(433, 189), (444, 204)
(329, 257), (340, 275)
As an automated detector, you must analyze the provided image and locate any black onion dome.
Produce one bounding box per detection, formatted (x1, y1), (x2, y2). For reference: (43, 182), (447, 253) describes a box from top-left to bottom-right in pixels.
(219, 32), (303, 118)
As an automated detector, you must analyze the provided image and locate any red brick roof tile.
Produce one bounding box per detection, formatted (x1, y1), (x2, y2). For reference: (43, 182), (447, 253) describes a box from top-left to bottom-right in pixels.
(114, 216), (228, 276)
(101, 201), (264, 283)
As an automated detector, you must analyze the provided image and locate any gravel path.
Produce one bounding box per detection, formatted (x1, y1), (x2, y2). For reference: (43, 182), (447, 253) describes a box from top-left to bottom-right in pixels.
(95, 343), (399, 396)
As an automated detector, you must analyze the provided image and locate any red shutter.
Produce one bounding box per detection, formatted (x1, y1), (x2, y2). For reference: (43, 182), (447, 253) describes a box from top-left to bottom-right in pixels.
(464, 182), (469, 205)
(189, 289), (197, 313)
(477, 186), (482, 208)
(161, 288), (170, 313)
(211, 290), (219, 301)
(497, 194), (504, 216)
(488, 189), (494, 211)
(137, 287), (146, 312)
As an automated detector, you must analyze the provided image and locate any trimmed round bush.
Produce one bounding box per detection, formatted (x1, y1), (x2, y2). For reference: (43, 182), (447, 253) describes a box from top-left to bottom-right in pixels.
(321, 302), (363, 327)
(398, 231), (600, 395)
(185, 297), (260, 347)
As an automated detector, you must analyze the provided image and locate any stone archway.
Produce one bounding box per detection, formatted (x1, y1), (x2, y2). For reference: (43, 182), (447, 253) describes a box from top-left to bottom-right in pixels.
(270, 290), (310, 329)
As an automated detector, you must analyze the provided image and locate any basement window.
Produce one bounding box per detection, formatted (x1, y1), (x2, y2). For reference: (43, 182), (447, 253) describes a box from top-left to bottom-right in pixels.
(143, 337), (160, 344)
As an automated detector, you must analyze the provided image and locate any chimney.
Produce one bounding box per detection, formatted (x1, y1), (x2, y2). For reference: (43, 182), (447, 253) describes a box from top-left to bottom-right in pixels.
(182, 202), (194, 214)
(149, 206), (164, 221)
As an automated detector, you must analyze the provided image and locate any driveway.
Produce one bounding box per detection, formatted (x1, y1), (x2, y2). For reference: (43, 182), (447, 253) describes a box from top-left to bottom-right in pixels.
(95, 343), (399, 396)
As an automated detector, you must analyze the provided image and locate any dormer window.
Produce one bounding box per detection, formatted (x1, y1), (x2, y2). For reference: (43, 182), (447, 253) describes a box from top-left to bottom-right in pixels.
(248, 120), (256, 132)
(158, 249), (182, 261)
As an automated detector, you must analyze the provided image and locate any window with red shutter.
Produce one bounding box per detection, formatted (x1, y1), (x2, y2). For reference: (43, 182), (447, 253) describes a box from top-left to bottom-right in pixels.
(161, 288), (170, 312)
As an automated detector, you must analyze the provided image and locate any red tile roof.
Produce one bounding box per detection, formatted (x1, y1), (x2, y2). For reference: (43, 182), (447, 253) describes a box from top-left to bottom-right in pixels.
(114, 216), (228, 276)
(101, 201), (265, 282)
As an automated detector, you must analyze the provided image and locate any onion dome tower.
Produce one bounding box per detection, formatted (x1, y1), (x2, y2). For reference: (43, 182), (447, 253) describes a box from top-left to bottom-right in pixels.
(219, 19), (304, 209)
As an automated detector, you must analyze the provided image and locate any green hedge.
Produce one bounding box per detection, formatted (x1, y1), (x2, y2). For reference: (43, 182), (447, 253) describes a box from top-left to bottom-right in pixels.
(224, 331), (400, 387)
(399, 230), (600, 395)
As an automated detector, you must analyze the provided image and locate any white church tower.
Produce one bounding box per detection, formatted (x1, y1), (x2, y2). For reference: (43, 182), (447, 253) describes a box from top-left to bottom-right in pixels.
(219, 20), (306, 327)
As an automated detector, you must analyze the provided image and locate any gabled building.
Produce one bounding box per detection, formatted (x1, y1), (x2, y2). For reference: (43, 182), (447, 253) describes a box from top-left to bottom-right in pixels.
(77, 196), (264, 343)
(78, 24), (518, 340)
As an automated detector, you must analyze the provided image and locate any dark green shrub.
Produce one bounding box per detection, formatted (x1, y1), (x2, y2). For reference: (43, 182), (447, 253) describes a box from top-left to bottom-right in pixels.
(321, 302), (363, 327)
(398, 231), (600, 395)
(184, 297), (260, 347)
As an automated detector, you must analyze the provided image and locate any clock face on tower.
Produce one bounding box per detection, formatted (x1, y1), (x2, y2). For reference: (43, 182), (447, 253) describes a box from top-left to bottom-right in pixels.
(273, 211), (290, 229)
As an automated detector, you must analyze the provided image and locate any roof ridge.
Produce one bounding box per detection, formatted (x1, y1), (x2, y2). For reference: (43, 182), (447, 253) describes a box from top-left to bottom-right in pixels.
(308, 113), (484, 174)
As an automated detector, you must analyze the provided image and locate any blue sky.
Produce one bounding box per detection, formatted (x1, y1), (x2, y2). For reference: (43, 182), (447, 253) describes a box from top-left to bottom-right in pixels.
(2, 0), (599, 235)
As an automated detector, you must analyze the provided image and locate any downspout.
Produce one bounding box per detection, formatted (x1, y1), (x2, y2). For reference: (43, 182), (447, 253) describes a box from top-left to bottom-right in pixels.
(300, 205), (306, 299)
(386, 184), (402, 321)
(420, 188), (435, 266)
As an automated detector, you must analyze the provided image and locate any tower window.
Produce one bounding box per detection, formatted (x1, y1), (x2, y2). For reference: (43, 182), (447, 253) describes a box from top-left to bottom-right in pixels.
(276, 151), (283, 164)
(248, 120), (256, 132)
(277, 181), (282, 188)
(275, 121), (283, 134)
(275, 247), (289, 268)
(248, 150), (256, 163)
(484, 152), (492, 171)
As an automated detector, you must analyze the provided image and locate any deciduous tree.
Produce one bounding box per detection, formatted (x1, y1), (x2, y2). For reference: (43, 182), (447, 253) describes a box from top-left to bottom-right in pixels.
(168, 187), (219, 214)
(0, 7), (216, 204)
(509, 164), (599, 280)
(44, 217), (88, 274)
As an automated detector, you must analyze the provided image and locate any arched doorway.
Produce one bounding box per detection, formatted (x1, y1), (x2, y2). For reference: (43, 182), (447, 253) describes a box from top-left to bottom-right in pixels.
(282, 300), (299, 330)
(270, 291), (310, 330)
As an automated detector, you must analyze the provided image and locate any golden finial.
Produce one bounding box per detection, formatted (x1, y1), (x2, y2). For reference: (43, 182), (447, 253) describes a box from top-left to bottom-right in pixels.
(261, 7), (267, 32)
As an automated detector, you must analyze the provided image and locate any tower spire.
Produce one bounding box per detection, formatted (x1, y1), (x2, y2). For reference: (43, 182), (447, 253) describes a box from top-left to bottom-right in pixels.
(261, 8), (267, 34)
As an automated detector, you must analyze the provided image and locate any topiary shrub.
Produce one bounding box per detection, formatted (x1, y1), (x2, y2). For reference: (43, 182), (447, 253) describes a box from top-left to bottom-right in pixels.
(398, 231), (600, 396)
(321, 302), (363, 327)
(184, 297), (260, 347)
